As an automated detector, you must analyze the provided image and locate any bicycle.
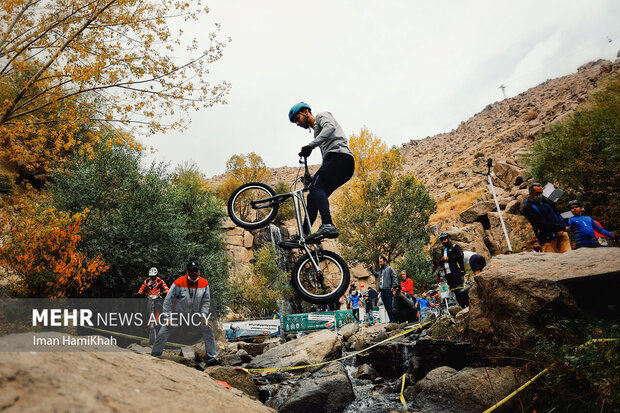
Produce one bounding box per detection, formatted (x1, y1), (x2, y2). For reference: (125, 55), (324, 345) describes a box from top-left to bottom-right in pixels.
(146, 294), (162, 344)
(227, 157), (350, 304)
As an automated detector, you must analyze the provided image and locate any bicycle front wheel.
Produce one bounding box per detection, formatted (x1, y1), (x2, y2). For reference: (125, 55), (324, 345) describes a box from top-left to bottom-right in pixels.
(227, 182), (279, 230)
(291, 250), (350, 304)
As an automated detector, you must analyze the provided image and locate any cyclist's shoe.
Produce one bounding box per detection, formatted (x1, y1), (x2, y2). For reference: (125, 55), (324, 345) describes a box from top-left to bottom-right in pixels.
(309, 224), (339, 240)
(278, 234), (302, 250)
(205, 357), (221, 367)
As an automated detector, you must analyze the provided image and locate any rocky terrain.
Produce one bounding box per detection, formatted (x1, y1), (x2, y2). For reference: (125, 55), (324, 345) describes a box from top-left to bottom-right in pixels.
(218, 58), (620, 281)
(4, 248), (616, 412)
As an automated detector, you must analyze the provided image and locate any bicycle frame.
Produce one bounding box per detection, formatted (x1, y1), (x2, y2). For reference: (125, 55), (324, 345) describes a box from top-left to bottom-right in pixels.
(248, 157), (324, 272)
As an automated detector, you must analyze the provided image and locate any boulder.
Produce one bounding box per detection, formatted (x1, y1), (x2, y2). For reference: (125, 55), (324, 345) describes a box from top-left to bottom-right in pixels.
(246, 330), (341, 369)
(405, 366), (524, 413)
(0, 333), (274, 413)
(237, 342), (268, 357)
(352, 363), (378, 381)
(338, 321), (359, 341)
(469, 248), (620, 341)
(204, 366), (259, 399)
(278, 363), (355, 413)
(459, 201), (496, 224)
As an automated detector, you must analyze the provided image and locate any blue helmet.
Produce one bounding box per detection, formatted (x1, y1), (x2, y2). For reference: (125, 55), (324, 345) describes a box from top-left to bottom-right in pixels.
(438, 232), (450, 240)
(288, 102), (310, 122)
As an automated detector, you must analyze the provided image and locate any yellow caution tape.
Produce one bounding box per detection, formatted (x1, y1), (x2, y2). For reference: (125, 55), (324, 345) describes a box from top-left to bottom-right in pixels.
(483, 337), (618, 413)
(242, 319), (435, 374)
(399, 373), (408, 410)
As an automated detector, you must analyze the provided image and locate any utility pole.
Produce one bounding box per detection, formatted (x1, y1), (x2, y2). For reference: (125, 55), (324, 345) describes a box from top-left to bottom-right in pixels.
(474, 158), (513, 252)
(499, 84), (507, 99)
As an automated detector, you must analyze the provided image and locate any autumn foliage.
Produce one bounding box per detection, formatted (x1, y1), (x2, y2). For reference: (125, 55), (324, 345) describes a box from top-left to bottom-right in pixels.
(0, 195), (108, 297)
(216, 153), (269, 201)
(0, 0), (229, 175)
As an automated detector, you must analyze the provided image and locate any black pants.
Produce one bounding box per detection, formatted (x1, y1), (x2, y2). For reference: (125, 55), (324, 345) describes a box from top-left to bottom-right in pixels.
(380, 290), (394, 322)
(304, 152), (354, 232)
(447, 273), (469, 308)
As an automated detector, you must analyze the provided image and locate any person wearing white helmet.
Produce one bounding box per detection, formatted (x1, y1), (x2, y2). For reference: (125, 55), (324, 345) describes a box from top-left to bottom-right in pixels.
(287, 102), (355, 241)
(137, 267), (169, 298)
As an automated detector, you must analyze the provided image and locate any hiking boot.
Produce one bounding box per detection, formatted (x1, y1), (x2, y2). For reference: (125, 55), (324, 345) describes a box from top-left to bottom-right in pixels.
(205, 357), (221, 367)
(309, 224), (339, 240)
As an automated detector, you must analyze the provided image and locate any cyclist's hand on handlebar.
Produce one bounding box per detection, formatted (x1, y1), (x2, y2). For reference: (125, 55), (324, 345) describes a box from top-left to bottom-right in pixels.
(299, 145), (313, 158)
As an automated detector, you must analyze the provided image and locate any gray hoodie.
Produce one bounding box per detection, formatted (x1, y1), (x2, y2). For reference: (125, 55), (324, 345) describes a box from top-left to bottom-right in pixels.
(370, 265), (398, 292)
(310, 112), (353, 159)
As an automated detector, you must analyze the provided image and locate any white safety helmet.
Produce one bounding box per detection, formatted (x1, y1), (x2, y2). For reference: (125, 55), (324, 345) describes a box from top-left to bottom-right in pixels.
(148, 267), (158, 277)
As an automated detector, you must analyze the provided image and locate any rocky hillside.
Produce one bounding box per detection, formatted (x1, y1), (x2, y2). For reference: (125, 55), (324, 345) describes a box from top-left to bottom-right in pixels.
(217, 59), (619, 278)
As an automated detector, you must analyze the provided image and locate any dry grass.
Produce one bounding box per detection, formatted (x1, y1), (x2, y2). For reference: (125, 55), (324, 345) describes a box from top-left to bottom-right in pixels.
(429, 189), (485, 226)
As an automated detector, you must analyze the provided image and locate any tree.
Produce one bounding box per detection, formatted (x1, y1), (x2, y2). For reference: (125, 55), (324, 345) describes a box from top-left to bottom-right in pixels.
(0, 194), (108, 297)
(216, 153), (269, 201)
(228, 244), (291, 318)
(273, 180), (295, 223)
(0, 0), (230, 175)
(333, 129), (436, 266)
(526, 73), (620, 228)
(48, 139), (229, 299)
(400, 238), (435, 293)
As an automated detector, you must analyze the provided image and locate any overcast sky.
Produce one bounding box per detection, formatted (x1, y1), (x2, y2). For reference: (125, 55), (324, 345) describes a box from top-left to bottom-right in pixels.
(141, 0), (620, 178)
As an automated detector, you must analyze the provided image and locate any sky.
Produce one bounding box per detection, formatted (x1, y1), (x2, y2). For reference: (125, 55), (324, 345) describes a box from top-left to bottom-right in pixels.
(141, 0), (620, 178)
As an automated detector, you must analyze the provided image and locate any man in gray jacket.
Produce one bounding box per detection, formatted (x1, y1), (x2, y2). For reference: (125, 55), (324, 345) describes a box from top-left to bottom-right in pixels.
(369, 256), (398, 322)
(287, 102), (355, 241)
(151, 261), (218, 365)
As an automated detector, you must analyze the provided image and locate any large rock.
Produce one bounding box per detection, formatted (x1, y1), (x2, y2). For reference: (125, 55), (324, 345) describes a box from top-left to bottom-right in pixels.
(487, 211), (533, 252)
(469, 248), (620, 340)
(204, 366), (259, 398)
(0, 332), (274, 413)
(338, 321), (359, 341)
(459, 201), (496, 224)
(405, 366), (524, 413)
(278, 363), (355, 413)
(246, 330), (341, 369)
(493, 161), (524, 188)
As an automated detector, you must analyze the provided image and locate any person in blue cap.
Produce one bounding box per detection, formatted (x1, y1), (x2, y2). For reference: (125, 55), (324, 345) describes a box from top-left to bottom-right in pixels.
(286, 102), (355, 241)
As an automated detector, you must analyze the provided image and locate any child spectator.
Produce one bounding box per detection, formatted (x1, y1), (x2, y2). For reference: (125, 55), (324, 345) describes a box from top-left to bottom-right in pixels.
(363, 292), (374, 325)
(416, 292), (431, 321)
(567, 200), (616, 248)
(349, 291), (362, 322)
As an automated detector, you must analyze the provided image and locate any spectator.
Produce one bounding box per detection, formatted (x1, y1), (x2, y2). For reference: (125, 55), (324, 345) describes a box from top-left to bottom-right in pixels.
(567, 200), (616, 248)
(151, 261), (218, 366)
(349, 291), (362, 323)
(370, 256), (398, 322)
(531, 240), (543, 253)
(349, 282), (357, 295)
(504, 250), (513, 255)
(438, 232), (470, 308)
(270, 309), (281, 319)
(400, 270), (414, 297)
(363, 292), (374, 325)
(520, 246), (528, 252)
(463, 251), (487, 275)
(309, 304), (318, 313)
(416, 292), (431, 321)
(391, 286), (418, 323)
(522, 183), (571, 253)
(366, 286), (378, 307)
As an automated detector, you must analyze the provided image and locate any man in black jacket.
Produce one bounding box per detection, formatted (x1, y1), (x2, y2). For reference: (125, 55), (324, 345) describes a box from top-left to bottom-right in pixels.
(522, 183), (571, 253)
(438, 232), (469, 308)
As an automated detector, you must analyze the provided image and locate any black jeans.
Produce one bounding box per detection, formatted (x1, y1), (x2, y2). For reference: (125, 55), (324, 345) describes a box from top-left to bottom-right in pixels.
(380, 290), (394, 322)
(304, 152), (354, 232)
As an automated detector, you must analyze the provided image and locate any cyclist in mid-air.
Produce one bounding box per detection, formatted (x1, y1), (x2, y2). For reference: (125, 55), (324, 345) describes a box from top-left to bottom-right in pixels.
(286, 102), (355, 242)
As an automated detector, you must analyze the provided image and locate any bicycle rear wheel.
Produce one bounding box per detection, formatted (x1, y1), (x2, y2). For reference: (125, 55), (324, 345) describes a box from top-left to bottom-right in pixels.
(291, 250), (350, 304)
(227, 182), (279, 230)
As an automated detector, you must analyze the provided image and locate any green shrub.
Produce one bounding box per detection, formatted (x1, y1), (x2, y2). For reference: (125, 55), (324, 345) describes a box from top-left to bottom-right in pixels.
(526, 73), (620, 229)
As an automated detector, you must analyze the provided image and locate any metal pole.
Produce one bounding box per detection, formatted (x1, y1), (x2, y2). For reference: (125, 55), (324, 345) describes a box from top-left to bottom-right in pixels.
(487, 174), (513, 251)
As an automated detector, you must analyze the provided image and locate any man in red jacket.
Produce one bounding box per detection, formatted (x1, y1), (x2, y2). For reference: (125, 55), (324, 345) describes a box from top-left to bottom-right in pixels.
(400, 270), (414, 298)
